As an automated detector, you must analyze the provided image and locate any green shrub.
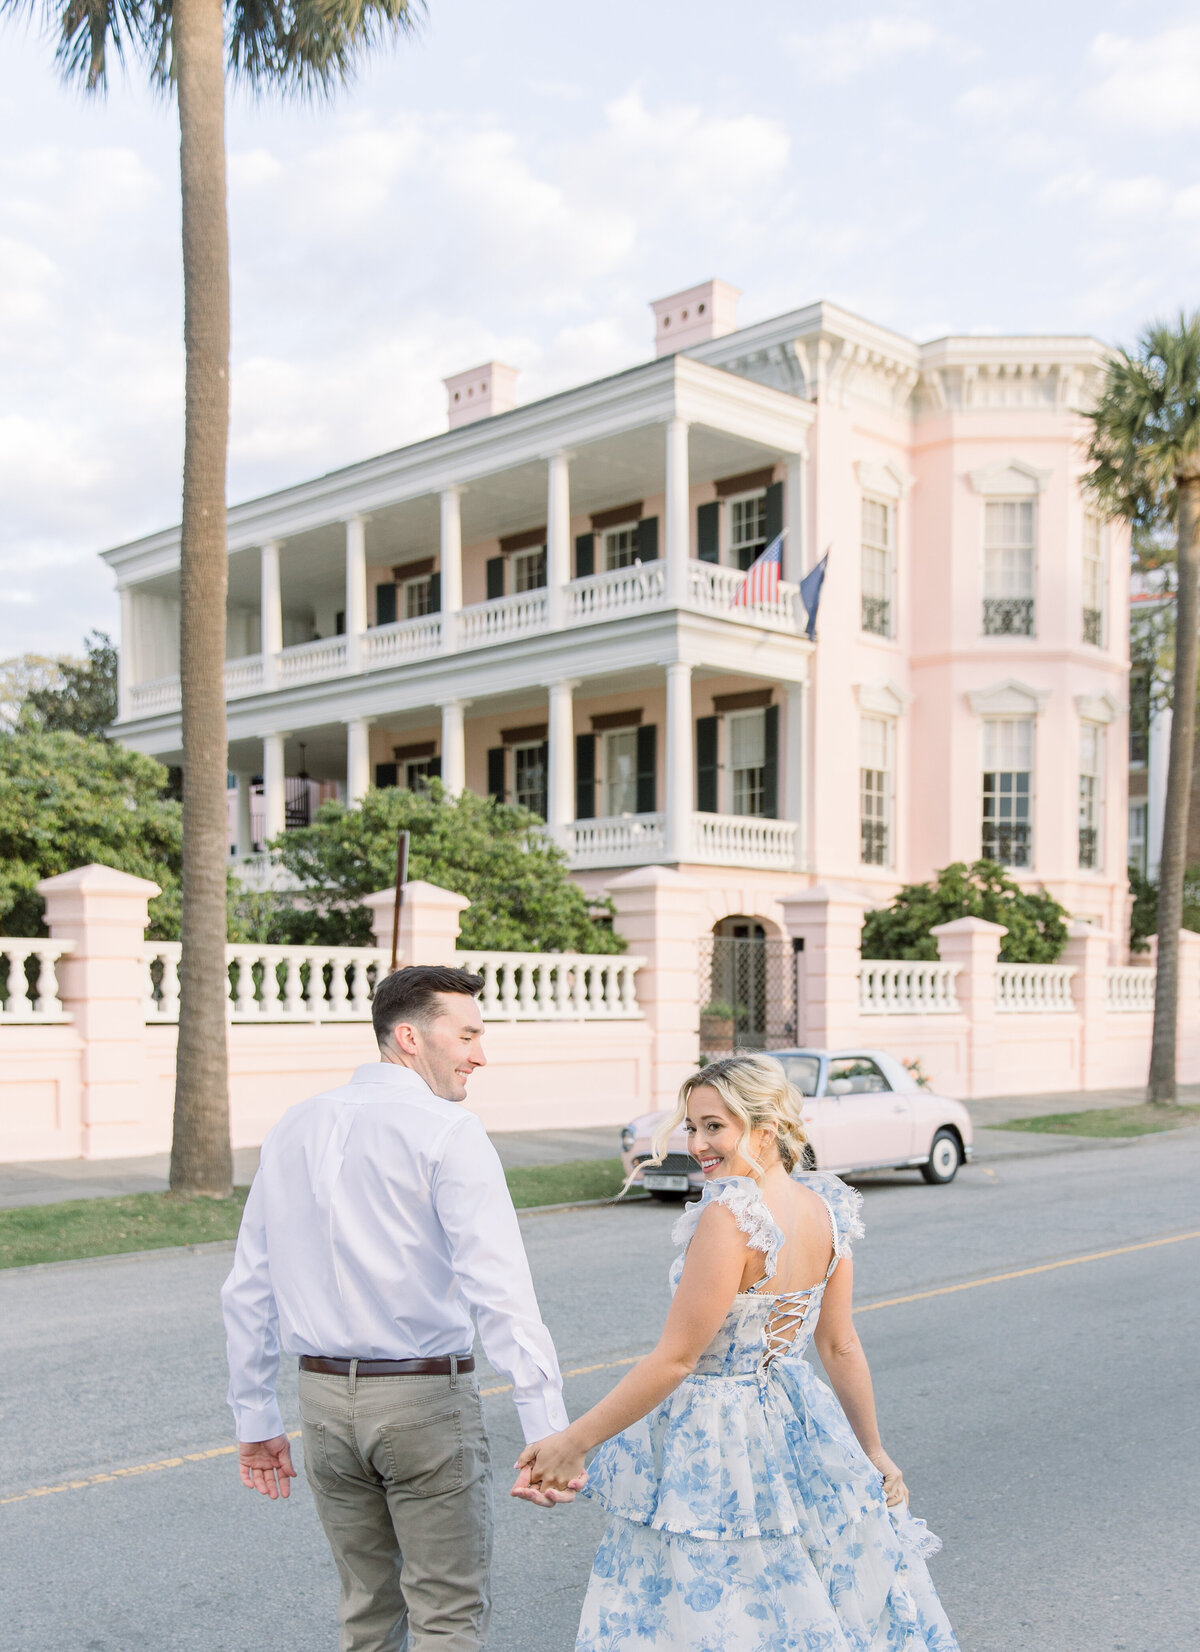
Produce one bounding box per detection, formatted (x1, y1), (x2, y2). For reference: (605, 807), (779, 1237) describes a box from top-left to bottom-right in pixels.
(860, 860), (1069, 964)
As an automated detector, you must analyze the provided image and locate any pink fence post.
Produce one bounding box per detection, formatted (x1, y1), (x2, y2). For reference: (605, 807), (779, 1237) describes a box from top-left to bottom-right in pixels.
(778, 885), (873, 1050)
(608, 866), (703, 1112)
(1179, 930), (1200, 1083)
(1063, 920), (1112, 1090)
(931, 916), (1006, 1100)
(36, 863), (161, 1158)
(362, 880), (470, 967)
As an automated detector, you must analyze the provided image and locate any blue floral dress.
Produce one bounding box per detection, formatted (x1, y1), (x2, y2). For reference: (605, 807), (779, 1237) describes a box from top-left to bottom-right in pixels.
(576, 1172), (960, 1651)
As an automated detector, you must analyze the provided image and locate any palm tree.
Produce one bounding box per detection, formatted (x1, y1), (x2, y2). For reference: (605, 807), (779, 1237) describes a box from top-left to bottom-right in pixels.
(5, 0), (421, 1193)
(1086, 315), (1200, 1105)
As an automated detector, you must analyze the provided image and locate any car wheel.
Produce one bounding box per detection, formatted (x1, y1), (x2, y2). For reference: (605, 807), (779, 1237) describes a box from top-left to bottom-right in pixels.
(920, 1129), (961, 1185)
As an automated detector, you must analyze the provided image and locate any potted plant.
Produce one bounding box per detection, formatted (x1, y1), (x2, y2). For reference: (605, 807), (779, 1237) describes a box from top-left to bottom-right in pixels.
(700, 999), (735, 1050)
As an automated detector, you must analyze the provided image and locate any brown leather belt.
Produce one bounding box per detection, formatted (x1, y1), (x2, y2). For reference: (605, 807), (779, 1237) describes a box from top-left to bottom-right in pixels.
(299, 1354), (474, 1377)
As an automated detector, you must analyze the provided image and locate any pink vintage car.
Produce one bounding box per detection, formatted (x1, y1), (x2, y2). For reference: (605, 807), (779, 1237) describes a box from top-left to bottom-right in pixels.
(620, 1047), (974, 1197)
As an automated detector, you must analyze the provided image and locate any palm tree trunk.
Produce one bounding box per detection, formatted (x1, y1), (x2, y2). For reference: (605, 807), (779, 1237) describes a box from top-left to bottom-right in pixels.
(1147, 473), (1200, 1104)
(168, 0), (233, 1196)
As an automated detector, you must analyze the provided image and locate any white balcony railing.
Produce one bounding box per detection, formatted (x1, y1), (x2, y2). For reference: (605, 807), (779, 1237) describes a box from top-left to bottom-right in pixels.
(0, 940), (75, 1022)
(567, 561), (667, 625)
(1106, 966), (1156, 1012)
(277, 635), (348, 686)
(687, 561), (802, 632)
(690, 812), (797, 869)
(566, 813), (667, 868)
(858, 961), (962, 1016)
(457, 588), (548, 649)
(995, 963), (1077, 1012)
(457, 951), (644, 1020)
(130, 675), (183, 715)
(225, 657), (264, 698)
(362, 614), (443, 669)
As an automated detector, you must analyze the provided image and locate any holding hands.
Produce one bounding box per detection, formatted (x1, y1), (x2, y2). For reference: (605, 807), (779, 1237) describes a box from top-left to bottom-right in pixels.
(511, 1427), (589, 1507)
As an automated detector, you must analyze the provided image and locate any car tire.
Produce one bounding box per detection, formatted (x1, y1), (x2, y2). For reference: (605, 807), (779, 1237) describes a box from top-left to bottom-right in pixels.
(920, 1129), (961, 1185)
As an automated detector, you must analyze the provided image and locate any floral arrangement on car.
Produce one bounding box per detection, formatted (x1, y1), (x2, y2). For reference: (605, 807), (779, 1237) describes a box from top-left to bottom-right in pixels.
(903, 1057), (933, 1090)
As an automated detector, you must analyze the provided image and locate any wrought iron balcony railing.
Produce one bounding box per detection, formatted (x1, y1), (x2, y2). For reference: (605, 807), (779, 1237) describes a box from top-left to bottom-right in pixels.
(982, 597), (1035, 637)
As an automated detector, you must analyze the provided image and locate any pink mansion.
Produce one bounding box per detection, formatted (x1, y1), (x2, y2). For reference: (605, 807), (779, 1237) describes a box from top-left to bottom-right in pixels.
(104, 280), (1130, 986)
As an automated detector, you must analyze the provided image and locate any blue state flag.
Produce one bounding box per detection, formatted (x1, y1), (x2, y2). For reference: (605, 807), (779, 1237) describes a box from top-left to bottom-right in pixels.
(798, 551), (829, 640)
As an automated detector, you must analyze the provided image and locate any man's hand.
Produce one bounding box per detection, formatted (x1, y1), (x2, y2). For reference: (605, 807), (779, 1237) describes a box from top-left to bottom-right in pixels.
(509, 1463), (583, 1508)
(514, 1427), (588, 1497)
(239, 1435), (297, 1500)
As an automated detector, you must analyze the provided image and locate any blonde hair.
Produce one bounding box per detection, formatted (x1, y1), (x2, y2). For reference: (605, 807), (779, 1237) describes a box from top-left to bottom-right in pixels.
(625, 1053), (809, 1193)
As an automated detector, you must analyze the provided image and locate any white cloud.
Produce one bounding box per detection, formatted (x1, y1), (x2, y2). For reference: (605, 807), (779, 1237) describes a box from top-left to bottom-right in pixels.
(788, 15), (972, 84)
(1084, 28), (1200, 135)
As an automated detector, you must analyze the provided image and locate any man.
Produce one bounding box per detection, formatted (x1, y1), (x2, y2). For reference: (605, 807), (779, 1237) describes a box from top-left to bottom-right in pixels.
(221, 964), (571, 1651)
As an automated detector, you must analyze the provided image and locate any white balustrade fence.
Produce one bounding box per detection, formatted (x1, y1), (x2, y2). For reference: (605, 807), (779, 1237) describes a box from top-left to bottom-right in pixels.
(690, 813), (797, 870)
(995, 963), (1077, 1012)
(0, 940), (74, 1022)
(858, 961), (962, 1015)
(567, 562), (666, 625)
(363, 615), (443, 669)
(457, 951), (644, 1020)
(686, 561), (803, 632)
(130, 676), (183, 716)
(224, 657), (265, 698)
(457, 590), (548, 649)
(277, 636), (349, 686)
(566, 814), (666, 869)
(1106, 966), (1157, 1012)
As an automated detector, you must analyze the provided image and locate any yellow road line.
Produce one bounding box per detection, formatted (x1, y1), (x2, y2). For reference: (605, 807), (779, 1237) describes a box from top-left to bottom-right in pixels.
(5, 1227), (1197, 1508)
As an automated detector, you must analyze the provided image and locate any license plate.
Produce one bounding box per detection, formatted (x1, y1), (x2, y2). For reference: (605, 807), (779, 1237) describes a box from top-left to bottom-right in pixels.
(642, 1174), (691, 1192)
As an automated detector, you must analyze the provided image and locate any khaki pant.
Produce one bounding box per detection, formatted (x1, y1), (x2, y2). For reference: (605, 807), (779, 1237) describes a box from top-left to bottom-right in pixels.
(298, 1367), (493, 1652)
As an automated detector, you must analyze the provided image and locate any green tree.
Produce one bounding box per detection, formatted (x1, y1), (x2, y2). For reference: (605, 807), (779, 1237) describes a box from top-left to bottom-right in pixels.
(22, 632), (117, 736)
(0, 728), (182, 937)
(261, 784), (626, 955)
(4, 0), (421, 1196)
(860, 861), (1069, 965)
(1086, 315), (1200, 1103)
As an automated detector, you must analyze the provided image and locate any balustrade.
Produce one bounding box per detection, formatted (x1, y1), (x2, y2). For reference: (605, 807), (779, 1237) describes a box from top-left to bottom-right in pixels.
(690, 812), (797, 870)
(224, 657), (264, 698)
(858, 961), (962, 1015)
(995, 963), (1076, 1012)
(1106, 966), (1156, 1012)
(567, 562), (666, 625)
(456, 951), (644, 1020)
(362, 614), (443, 668)
(687, 561), (802, 631)
(277, 635), (349, 685)
(566, 814), (666, 869)
(0, 940), (74, 1022)
(457, 589), (549, 648)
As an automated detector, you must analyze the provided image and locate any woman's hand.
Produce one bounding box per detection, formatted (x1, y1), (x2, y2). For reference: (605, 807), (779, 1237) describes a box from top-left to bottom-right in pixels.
(867, 1447), (909, 1508)
(513, 1426), (588, 1496)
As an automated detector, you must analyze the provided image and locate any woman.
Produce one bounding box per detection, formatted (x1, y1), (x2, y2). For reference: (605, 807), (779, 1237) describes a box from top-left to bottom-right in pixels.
(513, 1053), (960, 1651)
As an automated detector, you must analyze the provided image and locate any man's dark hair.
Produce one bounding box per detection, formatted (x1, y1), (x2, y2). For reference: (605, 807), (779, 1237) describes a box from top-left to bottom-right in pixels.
(371, 965), (484, 1048)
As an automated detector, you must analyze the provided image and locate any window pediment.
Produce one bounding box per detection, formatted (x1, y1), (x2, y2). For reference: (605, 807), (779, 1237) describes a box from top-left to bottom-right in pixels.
(967, 460), (1053, 497)
(856, 459), (914, 500)
(1074, 690), (1122, 725)
(967, 679), (1050, 717)
(854, 678), (911, 717)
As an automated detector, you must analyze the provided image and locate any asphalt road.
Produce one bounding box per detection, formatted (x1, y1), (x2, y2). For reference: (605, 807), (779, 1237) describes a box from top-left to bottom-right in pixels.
(2, 1132), (1198, 1652)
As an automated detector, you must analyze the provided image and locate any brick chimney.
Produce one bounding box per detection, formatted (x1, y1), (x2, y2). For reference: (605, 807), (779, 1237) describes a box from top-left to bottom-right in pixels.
(650, 280), (741, 358)
(444, 362), (519, 429)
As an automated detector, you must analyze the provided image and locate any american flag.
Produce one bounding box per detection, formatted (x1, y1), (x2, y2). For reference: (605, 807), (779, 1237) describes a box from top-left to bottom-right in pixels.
(732, 532), (783, 605)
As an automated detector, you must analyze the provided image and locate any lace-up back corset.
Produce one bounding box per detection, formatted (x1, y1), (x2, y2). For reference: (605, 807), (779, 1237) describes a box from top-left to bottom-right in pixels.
(668, 1177), (845, 1379)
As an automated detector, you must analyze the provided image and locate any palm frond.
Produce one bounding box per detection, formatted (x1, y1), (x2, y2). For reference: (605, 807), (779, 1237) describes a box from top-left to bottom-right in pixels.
(226, 0), (423, 93)
(1, 0), (154, 90)
(1084, 312), (1200, 527)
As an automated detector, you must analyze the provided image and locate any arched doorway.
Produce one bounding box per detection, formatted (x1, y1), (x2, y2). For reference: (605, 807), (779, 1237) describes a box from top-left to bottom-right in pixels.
(699, 916), (797, 1057)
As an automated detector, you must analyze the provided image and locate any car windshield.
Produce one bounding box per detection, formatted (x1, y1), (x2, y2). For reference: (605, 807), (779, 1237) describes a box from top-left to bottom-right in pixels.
(776, 1054), (821, 1096)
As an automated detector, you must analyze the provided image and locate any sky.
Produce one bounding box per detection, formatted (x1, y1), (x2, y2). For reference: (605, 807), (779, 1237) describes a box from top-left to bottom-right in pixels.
(2, 0), (1199, 658)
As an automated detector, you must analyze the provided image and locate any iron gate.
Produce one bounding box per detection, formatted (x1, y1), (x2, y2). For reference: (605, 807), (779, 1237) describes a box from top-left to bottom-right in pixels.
(698, 934), (798, 1057)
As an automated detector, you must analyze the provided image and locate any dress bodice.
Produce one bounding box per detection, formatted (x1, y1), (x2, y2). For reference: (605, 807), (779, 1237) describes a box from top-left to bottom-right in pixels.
(668, 1171), (864, 1378)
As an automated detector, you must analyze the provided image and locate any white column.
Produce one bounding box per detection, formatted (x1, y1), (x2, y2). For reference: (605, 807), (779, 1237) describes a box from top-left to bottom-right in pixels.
(785, 452), (807, 585)
(345, 516), (367, 675)
(665, 662), (693, 863)
(440, 700), (466, 794)
(665, 418), (691, 608)
(235, 772), (254, 857)
(547, 679), (577, 844)
(546, 452), (571, 630)
(117, 587), (136, 720)
(260, 540), (283, 691)
(440, 487), (463, 655)
(347, 716), (371, 804)
(784, 683), (806, 870)
(262, 732), (286, 842)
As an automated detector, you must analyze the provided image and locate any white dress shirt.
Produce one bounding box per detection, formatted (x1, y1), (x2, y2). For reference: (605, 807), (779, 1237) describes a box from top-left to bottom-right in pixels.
(221, 1062), (570, 1446)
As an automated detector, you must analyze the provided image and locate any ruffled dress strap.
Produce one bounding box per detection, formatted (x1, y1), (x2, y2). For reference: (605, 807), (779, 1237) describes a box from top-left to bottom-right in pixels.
(670, 1176), (785, 1283)
(791, 1169), (865, 1257)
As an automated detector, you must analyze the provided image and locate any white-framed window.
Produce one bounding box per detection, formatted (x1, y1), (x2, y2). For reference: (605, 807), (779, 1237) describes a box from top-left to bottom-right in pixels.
(403, 576), (432, 619)
(511, 546), (547, 593)
(1082, 512), (1105, 646)
(1078, 722), (1102, 870)
(982, 500), (1036, 636)
(728, 709), (766, 817)
(861, 498), (894, 638)
(1128, 802), (1148, 877)
(603, 524), (639, 571)
(405, 757), (436, 791)
(859, 715), (892, 866)
(728, 491), (767, 571)
(604, 728), (639, 816)
(982, 717), (1033, 867)
(512, 741), (547, 819)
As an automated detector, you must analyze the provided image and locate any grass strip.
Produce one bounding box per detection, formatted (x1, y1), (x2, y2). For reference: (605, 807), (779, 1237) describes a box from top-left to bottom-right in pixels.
(0, 1158), (631, 1270)
(991, 1104), (1200, 1139)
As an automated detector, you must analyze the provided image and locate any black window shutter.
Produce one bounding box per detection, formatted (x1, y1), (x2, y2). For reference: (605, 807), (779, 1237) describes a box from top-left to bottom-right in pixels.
(426, 756), (442, 780)
(335, 610), (346, 635)
(486, 557), (505, 600)
(764, 480), (784, 543)
(636, 724), (657, 814)
(696, 716), (719, 813)
(375, 583), (397, 626)
(575, 533), (594, 577)
(375, 762), (398, 790)
(697, 501), (720, 563)
(487, 746), (506, 802)
(575, 732), (596, 819)
(636, 516), (659, 562)
(763, 704), (779, 819)
(427, 572), (441, 613)
(536, 740), (549, 821)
